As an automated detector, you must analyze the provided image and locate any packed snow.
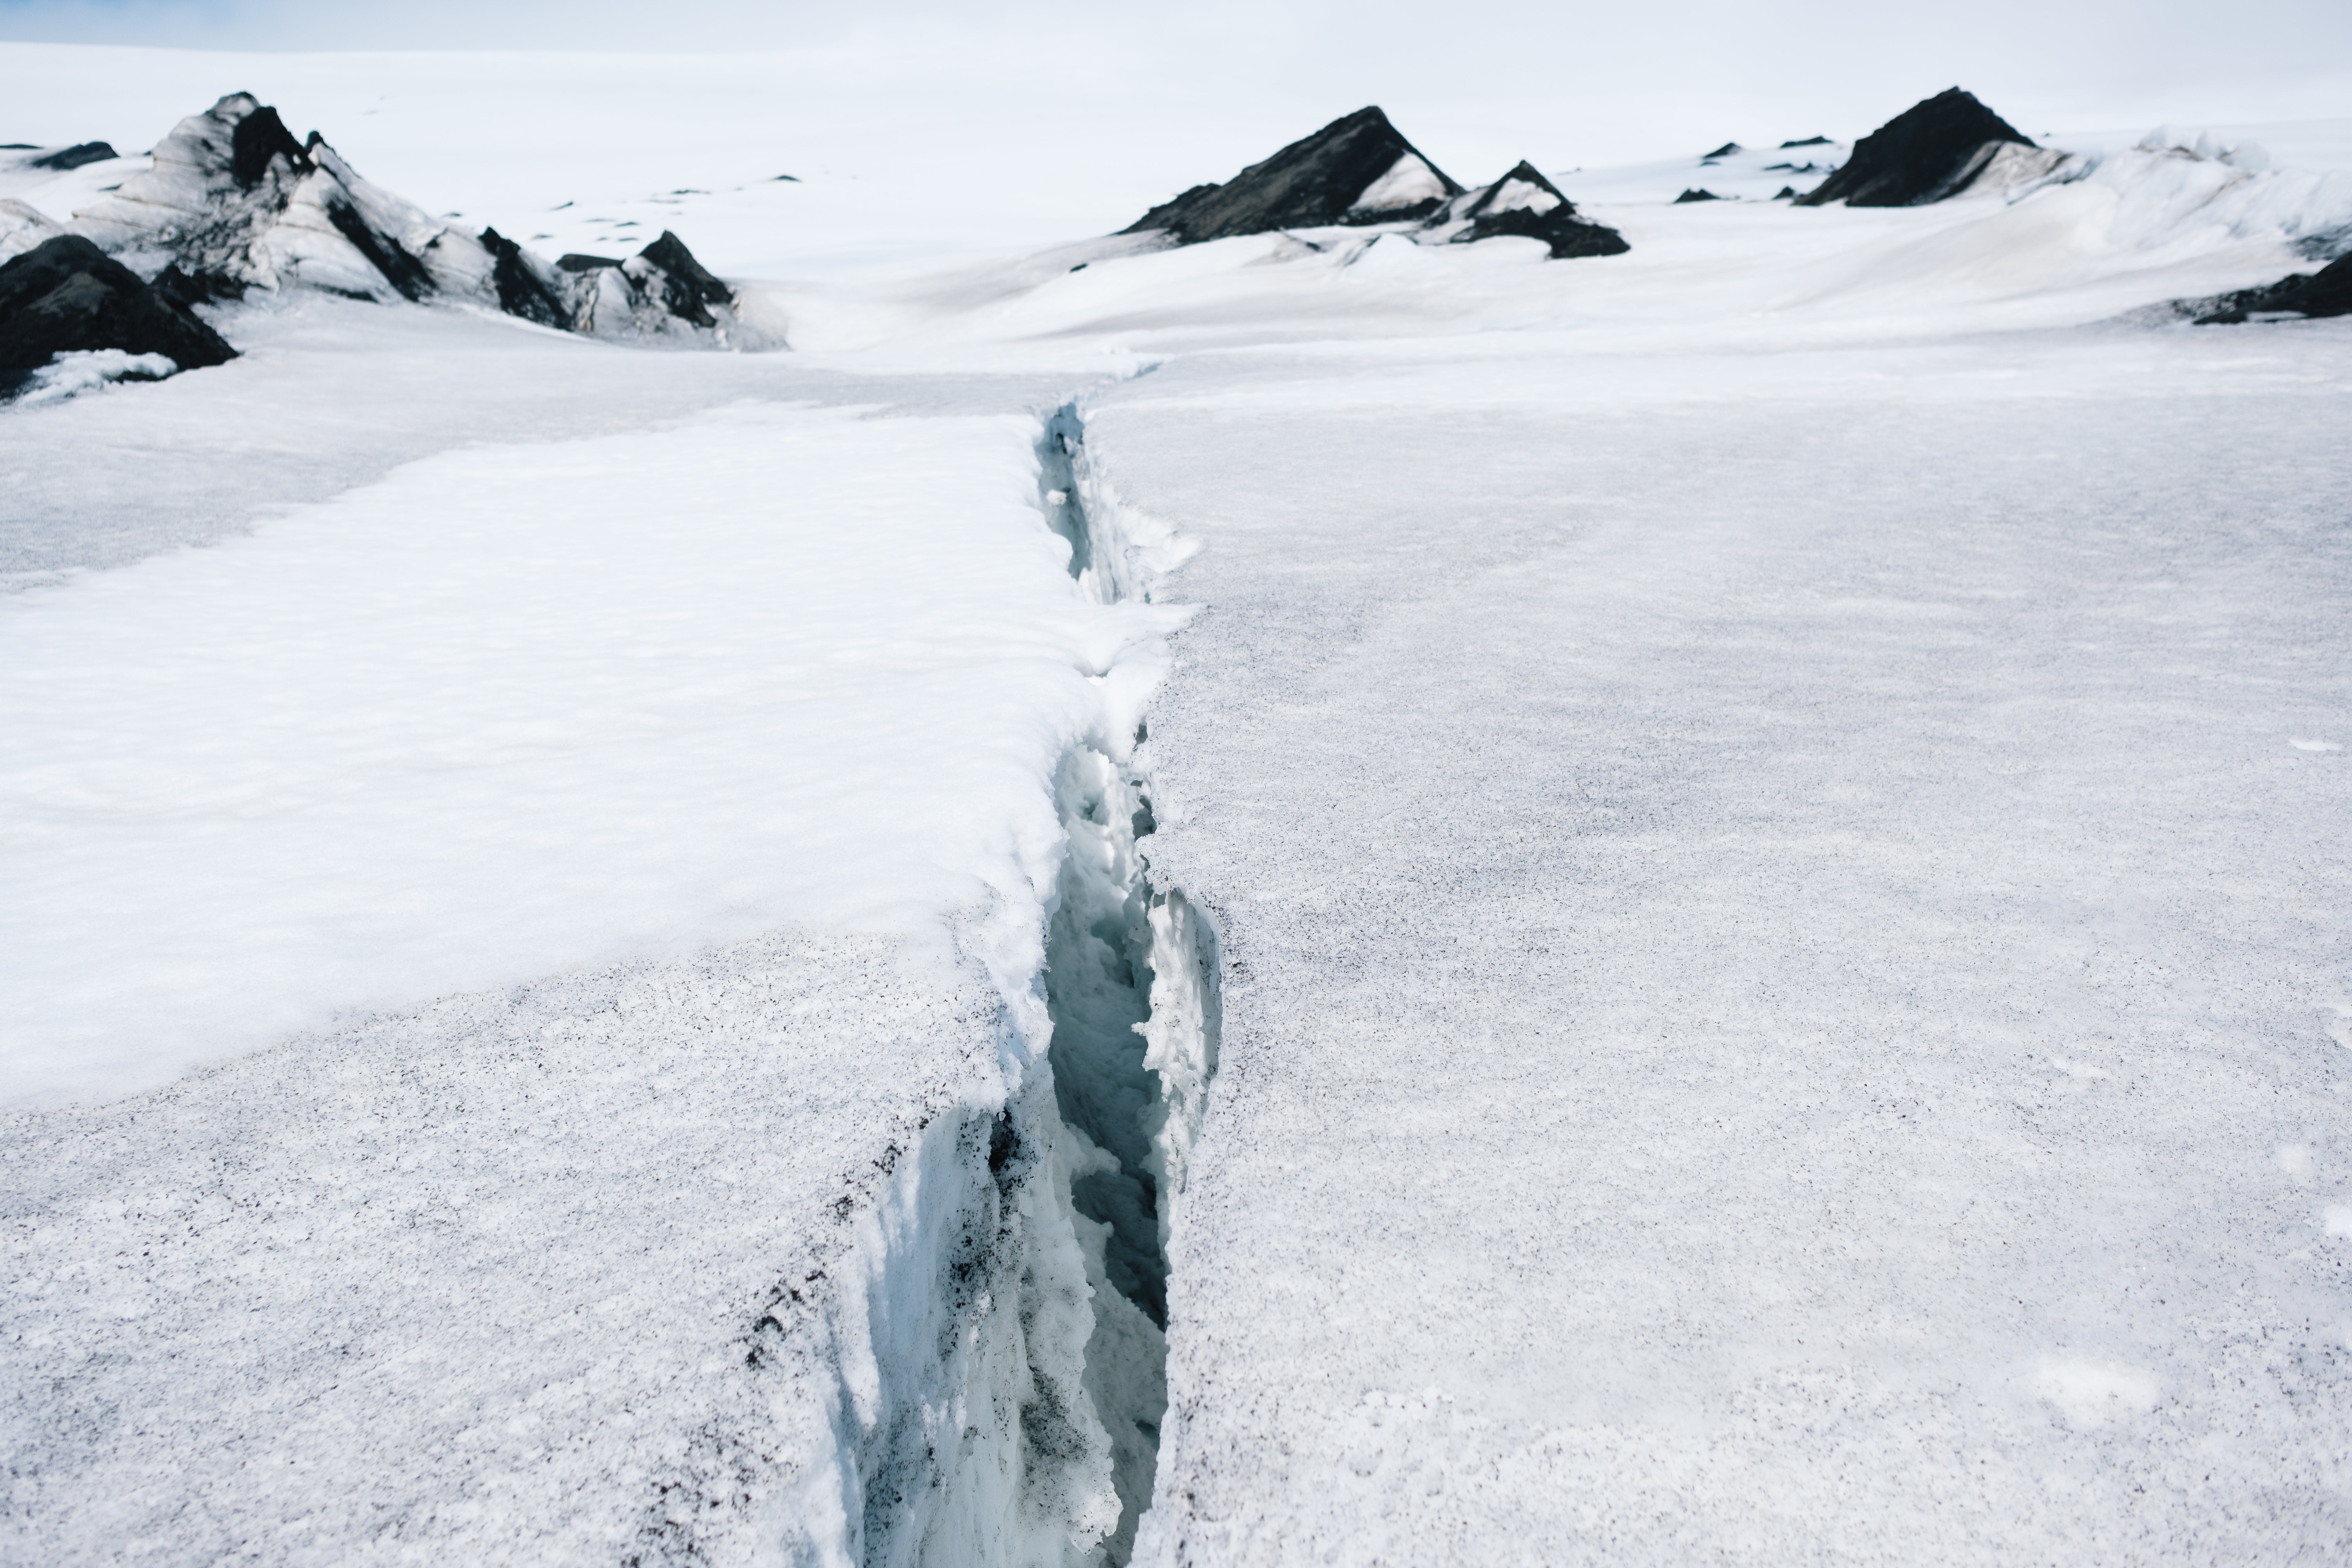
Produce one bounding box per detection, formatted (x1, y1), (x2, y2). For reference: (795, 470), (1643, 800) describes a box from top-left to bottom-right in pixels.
(3, 37), (2350, 1568)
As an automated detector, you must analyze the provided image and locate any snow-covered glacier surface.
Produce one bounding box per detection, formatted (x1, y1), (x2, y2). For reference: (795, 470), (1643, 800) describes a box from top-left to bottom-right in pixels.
(5, 38), (2351, 1568)
(1102, 323), (2352, 1564)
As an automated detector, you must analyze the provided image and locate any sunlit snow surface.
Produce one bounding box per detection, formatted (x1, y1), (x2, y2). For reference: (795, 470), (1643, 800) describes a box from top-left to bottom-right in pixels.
(3, 40), (2351, 1568)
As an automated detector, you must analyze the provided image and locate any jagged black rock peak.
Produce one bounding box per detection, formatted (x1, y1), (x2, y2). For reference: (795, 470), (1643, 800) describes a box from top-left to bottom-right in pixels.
(1795, 88), (2032, 207)
(1120, 106), (1464, 245)
(27, 142), (119, 172)
(1774, 186), (1798, 200)
(1702, 142), (1741, 160)
(1780, 135), (1833, 148)
(0, 233), (237, 375)
(1436, 161), (1629, 259)
(233, 107), (306, 189)
(1675, 188), (1724, 203)
(634, 230), (732, 327)
(2182, 252), (2352, 324)
(480, 227), (569, 327)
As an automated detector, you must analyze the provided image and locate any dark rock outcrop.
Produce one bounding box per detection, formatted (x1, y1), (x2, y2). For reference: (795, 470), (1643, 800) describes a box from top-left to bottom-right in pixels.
(1701, 142), (1741, 161)
(632, 230), (733, 327)
(1795, 88), (2032, 207)
(27, 142), (119, 172)
(480, 226), (569, 327)
(1122, 106), (1464, 244)
(1780, 135), (1832, 148)
(1432, 161), (1629, 259)
(2181, 252), (2352, 324)
(1675, 188), (1724, 204)
(0, 234), (237, 374)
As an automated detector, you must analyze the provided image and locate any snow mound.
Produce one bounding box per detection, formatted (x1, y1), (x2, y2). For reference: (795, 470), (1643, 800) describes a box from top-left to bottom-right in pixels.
(1797, 87), (2035, 207)
(67, 93), (770, 349)
(4, 348), (177, 406)
(1423, 161), (1629, 259)
(1120, 106), (1465, 245)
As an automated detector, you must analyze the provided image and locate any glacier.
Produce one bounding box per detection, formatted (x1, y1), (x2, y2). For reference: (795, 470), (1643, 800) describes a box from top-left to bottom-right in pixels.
(2, 38), (2349, 1568)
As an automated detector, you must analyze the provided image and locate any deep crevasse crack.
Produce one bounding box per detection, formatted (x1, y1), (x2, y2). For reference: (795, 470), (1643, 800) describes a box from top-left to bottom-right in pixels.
(1037, 401), (1220, 1566)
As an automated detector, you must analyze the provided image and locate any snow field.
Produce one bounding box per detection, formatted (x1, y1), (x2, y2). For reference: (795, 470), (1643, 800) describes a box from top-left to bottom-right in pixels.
(1100, 322), (2352, 1563)
(0, 400), (1185, 1106)
(2, 380), (1213, 1564)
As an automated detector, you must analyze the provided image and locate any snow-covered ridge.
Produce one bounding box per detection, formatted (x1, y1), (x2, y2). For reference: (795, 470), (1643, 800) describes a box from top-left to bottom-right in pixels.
(22, 93), (776, 361)
(1995, 134), (2352, 260)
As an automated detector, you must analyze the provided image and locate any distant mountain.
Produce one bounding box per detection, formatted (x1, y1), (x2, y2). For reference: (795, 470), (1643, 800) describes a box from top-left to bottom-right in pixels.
(1122, 107), (1464, 243)
(1425, 162), (1629, 257)
(65, 94), (760, 346)
(1123, 110), (1626, 261)
(1795, 89), (2033, 207)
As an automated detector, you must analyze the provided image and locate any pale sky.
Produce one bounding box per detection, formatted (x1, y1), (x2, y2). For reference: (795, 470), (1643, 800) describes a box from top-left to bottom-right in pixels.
(3, 0), (2348, 122)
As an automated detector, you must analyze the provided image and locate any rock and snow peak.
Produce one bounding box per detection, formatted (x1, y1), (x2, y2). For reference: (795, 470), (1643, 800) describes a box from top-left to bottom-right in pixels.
(1424, 160), (1630, 258)
(1120, 106), (1465, 244)
(54, 92), (763, 353)
(1120, 111), (1626, 261)
(1795, 87), (2035, 207)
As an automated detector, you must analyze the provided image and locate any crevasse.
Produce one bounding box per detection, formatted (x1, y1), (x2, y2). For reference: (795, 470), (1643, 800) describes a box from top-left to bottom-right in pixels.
(766, 402), (1216, 1568)
(1039, 400), (1221, 1565)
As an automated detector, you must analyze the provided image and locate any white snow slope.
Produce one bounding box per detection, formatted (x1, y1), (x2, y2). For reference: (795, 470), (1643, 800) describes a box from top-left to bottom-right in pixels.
(5, 41), (2350, 1568)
